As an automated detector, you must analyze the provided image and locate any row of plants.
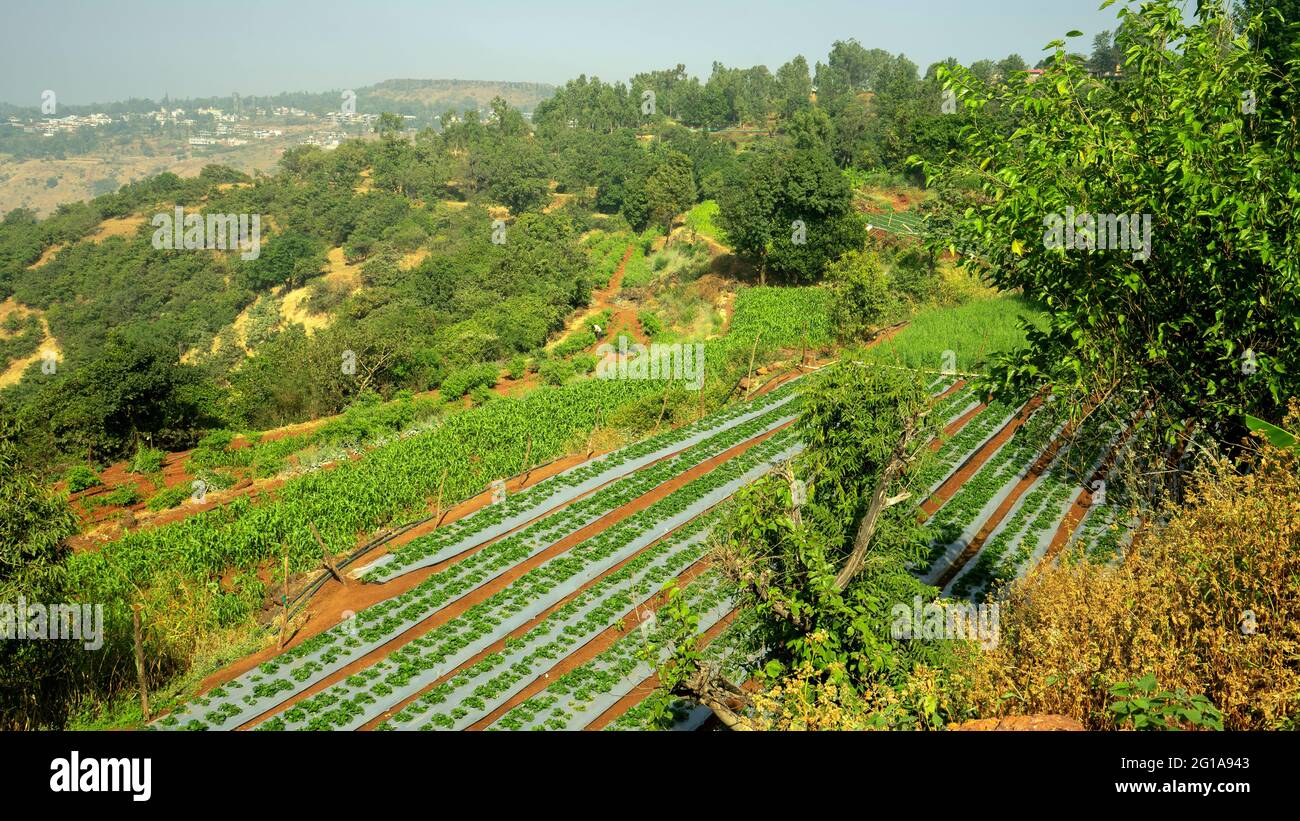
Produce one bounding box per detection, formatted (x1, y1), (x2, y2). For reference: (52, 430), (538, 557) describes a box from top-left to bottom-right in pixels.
(912, 397), (1021, 494)
(729, 286), (837, 350)
(580, 231), (632, 288)
(371, 522), (719, 731)
(260, 518), (717, 730)
(948, 410), (1124, 598)
(71, 377), (673, 619)
(607, 607), (761, 731)
(916, 403), (1063, 575)
(156, 411), (800, 729)
(366, 381), (799, 580)
(489, 571), (736, 731)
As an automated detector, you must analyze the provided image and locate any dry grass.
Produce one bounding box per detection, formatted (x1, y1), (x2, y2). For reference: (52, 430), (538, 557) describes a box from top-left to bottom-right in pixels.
(958, 417), (1300, 729)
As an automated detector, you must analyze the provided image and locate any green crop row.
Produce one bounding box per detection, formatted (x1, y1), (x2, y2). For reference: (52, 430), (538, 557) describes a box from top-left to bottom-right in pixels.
(490, 571), (735, 731)
(918, 404), (1062, 573)
(161, 407), (798, 728)
(729, 286), (836, 350)
(370, 381), (799, 579)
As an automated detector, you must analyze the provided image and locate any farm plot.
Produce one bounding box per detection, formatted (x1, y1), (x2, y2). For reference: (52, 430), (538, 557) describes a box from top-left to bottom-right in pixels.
(262, 431), (801, 731)
(361, 381), (801, 581)
(604, 607), (762, 731)
(262, 519), (717, 730)
(488, 570), (737, 731)
(944, 409), (1129, 598)
(912, 391), (1144, 599)
(915, 403), (1062, 584)
(155, 393), (801, 730)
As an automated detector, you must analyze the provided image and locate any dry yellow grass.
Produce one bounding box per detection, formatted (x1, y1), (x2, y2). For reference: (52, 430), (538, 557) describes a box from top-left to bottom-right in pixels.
(85, 214), (147, 242)
(0, 298), (60, 387)
(958, 422), (1300, 729)
(26, 243), (63, 269)
(399, 248), (430, 270)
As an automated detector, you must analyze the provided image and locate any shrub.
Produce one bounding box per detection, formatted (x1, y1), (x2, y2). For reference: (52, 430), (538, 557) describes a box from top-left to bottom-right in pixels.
(552, 330), (596, 359)
(128, 446), (166, 475)
(85, 484), (141, 509)
(538, 358), (575, 386)
(63, 465), (101, 494)
(146, 484), (193, 512)
(638, 310), (664, 341)
(507, 355), (527, 380)
(440, 363), (499, 399)
(956, 424), (1300, 730)
(572, 353), (597, 375)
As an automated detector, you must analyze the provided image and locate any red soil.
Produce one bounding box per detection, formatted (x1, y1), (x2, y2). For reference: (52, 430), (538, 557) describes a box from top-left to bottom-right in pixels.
(934, 412), (1076, 589)
(217, 421), (795, 728)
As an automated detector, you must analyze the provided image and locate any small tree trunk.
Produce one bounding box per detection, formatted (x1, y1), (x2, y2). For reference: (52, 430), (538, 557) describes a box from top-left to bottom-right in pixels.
(744, 332), (762, 401)
(131, 604), (150, 722)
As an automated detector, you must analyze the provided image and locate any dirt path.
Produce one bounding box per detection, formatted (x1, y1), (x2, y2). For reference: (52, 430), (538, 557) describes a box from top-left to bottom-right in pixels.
(552, 245), (650, 353)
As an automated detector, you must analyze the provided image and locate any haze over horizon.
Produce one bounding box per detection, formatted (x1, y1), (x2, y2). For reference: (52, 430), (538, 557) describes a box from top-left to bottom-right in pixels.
(0, 0), (1144, 106)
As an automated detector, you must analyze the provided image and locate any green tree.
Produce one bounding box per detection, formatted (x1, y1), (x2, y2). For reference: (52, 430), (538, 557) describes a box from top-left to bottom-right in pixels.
(643, 150), (697, 232)
(648, 366), (950, 729)
(827, 248), (893, 342)
(0, 423), (80, 730)
(921, 0), (1300, 447)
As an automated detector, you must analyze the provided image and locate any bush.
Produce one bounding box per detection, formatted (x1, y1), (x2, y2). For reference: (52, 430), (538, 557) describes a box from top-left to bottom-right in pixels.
(572, 353), (597, 375)
(195, 430), (235, 451)
(552, 330), (596, 359)
(440, 363), (499, 399)
(507, 355), (527, 380)
(128, 446), (166, 475)
(146, 484), (193, 512)
(85, 484), (141, 509)
(638, 310), (664, 341)
(827, 249), (894, 342)
(63, 465), (101, 493)
(538, 358), (575, 386)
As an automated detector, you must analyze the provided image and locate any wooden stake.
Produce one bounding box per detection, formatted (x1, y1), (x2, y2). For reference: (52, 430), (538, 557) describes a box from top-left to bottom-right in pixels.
(131, 604), (150, 722)
(744, 331), (761, 401)
(653, 383), (670, 433)
(279, 554), (289, 650)
(520, 436), (533, 484)
(307, 522), (346, 586)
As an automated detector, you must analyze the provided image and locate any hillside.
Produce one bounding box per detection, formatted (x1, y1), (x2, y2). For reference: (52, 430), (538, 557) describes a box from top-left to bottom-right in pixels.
(3, 0), (1298, 750)
(360, 78), (555, 113)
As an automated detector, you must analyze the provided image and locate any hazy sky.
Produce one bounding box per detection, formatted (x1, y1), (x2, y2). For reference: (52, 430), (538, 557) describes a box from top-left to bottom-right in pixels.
(0, 0), (1160, 105)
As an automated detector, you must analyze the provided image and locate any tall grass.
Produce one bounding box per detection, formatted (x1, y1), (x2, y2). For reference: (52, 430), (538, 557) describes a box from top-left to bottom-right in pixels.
(861, 293), (1046, 373)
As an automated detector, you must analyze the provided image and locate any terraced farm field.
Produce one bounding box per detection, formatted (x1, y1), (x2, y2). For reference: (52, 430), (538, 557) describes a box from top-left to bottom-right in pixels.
(148, 366), (1136, 732)
(153, 378), (804, 731)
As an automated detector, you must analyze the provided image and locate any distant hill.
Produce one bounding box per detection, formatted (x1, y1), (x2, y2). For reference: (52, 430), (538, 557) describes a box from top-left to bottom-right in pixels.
(0, 78), (556, 118)
(360, 79), (556, 114)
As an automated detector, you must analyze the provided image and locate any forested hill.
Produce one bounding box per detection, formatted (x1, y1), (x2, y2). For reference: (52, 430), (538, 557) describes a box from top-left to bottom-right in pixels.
(1, 36), (991, 471)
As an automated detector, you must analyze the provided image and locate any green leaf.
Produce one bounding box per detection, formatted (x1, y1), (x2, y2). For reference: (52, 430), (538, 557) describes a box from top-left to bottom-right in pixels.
(1244, 415), (1299, 451)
